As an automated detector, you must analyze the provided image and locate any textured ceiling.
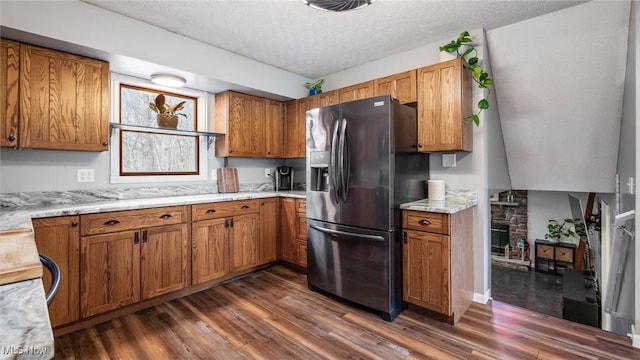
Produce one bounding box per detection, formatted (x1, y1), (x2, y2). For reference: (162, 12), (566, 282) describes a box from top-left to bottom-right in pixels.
(82, 0), (587, 79)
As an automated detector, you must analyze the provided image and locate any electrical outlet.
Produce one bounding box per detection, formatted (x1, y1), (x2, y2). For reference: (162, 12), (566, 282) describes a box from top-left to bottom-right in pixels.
(77, 169), (95, 183)
(265, 168), (271, 177)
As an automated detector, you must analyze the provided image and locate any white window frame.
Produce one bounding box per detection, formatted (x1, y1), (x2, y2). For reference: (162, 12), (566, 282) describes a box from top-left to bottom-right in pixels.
(109, 73), (209, 184)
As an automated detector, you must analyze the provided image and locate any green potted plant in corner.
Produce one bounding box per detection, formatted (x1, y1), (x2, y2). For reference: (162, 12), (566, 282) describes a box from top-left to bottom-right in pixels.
(305, 78), (324, 96)
(545, 218), (577, 244)
(149, 94), (187, 129)
(439, 31), (494, 126)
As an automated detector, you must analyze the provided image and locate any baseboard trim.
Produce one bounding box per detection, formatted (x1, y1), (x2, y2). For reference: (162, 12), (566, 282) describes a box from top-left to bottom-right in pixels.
(632, 333), (640, 348)
(473, 289), (491, 304)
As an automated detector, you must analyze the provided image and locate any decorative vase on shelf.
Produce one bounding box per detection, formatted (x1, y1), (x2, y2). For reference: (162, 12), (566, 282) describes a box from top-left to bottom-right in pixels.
(308, 89), (322, 96)
(157, 113), (179, 129)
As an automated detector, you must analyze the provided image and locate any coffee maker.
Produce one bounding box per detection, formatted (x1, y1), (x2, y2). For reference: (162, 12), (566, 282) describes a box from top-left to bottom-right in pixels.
(275, 166), (294, 191)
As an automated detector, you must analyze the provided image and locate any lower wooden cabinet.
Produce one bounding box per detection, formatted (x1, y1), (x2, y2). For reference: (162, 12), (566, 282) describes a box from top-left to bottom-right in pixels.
(192, 218), (229, 284)
(278, 198), (307, 268)
(402, 208), (473, 324)
(32, 216), (80, 327)
(259, 198), (278, 264)
(229, 213), (259, 273)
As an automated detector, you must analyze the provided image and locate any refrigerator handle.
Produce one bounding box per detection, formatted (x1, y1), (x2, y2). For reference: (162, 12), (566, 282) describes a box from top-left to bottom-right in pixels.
(339, 118), (350, 202)
(309, 224), (386, 242)
(330, 119), (342, 203)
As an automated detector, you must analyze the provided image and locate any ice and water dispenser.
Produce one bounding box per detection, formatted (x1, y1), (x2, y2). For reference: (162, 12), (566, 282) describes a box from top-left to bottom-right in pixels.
(309, 151), (329, 192)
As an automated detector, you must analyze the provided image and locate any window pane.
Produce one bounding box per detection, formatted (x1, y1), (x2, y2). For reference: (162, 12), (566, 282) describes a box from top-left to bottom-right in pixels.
(120, 85), (196, 131)
(121, 131), (198, 175)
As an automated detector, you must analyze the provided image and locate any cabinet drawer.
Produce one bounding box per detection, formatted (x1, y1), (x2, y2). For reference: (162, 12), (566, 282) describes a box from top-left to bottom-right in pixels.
(297, 215), (307, 239)
(403, 211), (449, 234)
(555, 247), (574, 263)
(81, 206), (189, 236)
(296, 199), (306, 214)
(192, 200), (258, 221)
(536, 244), (554, 260)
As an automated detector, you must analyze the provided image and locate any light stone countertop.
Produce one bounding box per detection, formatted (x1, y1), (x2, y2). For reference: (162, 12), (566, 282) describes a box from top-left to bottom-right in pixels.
(400, 190), (478, 214)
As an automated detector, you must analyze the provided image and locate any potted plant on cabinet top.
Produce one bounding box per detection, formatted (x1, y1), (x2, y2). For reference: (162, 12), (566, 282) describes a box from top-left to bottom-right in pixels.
(544, 218), (577, 244)
(149, 94), (187, 129)
(305, 78), (324, 96)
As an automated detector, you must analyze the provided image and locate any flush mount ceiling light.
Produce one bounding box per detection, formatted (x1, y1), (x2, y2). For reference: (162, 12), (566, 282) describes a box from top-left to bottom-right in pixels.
(301, 0), (376, 12)
(150, 74), (186, 88)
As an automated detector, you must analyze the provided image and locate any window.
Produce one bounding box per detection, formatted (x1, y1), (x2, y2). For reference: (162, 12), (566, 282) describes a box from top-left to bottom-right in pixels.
(110, 74), (209, 184)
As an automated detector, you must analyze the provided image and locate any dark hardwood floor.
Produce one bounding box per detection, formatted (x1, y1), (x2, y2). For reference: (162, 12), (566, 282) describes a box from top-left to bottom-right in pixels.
(54, 266), (640, 359)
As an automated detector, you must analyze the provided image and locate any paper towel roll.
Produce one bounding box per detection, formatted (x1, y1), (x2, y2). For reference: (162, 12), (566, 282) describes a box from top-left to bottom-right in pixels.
(427, 180), (446, 201)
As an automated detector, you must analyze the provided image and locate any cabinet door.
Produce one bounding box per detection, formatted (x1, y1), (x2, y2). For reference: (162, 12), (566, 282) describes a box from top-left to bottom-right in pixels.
(192, 218), (229, 284)
(294, 96), (317, 158)
(19, 44), (109, 151)
(259, 198), (278, 264)
(140, 223), (190, 300)
(1, 39), (20, 148)
(229, 213), (259, 273)
(33, 216), (80, 327)
(226, 92), (266, 157)
(80, 230), (140, 318)
(403, 230), (450, 315)
(279, 198), (297, 263)
(317, 90), (339, 107)
(417, 58), (472, 152)
(374, 70), (417, 104)
(265, 99), (284, 158)
(338, 81), (374, 103)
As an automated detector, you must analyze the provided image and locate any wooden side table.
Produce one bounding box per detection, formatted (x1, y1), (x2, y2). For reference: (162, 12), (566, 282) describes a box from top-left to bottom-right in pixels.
(534, 239), (577, 275)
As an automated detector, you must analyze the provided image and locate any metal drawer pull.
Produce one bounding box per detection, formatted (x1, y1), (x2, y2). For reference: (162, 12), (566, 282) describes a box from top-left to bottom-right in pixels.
(418, 219), (431, 226)
(160, 214), (173, 219)
(206, 209), (216, 213)
(241, 205), (249, 209)
(104, 220), (120, 226)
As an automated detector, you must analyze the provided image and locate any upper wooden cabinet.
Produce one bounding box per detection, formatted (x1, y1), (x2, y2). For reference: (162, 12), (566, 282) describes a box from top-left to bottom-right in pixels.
(283, 96), (314, 159)
(19, 43), (110, 151)
(374, 70), (417, 104)
(317, 90), (339, 107)
(338, 80), (374, 103)
(265, 99), (284, 158)
(214, 91), (266, 157)
(1, 39), (20, 148)
(417, 58), (472, 152)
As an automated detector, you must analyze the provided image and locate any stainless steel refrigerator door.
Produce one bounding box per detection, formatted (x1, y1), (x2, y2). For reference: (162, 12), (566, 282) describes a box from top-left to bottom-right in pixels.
(306, 106), (341, 224)
(338, 96), (393, 231)
(306, 219), (399, 315)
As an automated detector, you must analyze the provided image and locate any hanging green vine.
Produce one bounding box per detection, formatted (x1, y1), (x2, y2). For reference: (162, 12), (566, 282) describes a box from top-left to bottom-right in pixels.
(439, 31), (493, 126)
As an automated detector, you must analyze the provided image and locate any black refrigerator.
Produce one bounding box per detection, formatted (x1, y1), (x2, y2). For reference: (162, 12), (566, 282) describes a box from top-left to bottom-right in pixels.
(305, 95), (429, 321)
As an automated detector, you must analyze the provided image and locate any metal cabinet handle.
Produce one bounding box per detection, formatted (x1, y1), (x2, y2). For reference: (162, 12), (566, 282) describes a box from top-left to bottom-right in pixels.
(206, 209), (216, 213)
(224, 219), (229, 228)
(241, 205), (249, 209)
(418, 143), (423, 148)
(230, 218), (234, 227)
(142, 230), (148, 243)
(71, 221), (78, 227)
(261, 202), (265, 206)
(160, 214), (173, 219)
(418, 219), (431, 226)
(134, 232), (140, 244)
(104, 220), (120, 226)
(101, 141), (108, 147)
(7, 134), (16, 142)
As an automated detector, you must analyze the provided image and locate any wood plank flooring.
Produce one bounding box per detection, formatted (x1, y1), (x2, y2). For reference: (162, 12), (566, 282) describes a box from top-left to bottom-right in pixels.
(53, 266), (640, 359)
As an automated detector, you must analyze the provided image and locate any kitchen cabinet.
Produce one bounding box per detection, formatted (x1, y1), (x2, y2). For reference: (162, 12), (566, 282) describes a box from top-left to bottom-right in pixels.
(1, 39), (20, 148)
(18, 43), (110, 151)
(265, 99), (284, 158)
(259, 198), (278, 264)
(417, 58), (472, 152)
(338, 80), (374, 103)
(374, 70), (417, 104)
(294, 96), (317, 157)
(32, 216), (80, 328)
(214, 91), (266, 157)
(79, 206), (190, 317)
(295, 199), (307, 268)
(192, 200), (259, 284)
(317, 89), (339, 107)
(283, 100), (298, 158)
(279, 197), (297, 263)
(402, 208), (473, 324)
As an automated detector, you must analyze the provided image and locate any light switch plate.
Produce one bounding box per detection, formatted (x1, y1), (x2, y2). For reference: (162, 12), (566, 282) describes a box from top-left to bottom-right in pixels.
(442, 153), (457, 167)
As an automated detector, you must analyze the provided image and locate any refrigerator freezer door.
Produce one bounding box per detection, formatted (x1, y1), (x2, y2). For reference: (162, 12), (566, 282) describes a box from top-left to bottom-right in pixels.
(306, 219), (402, 320)
(338, 96), (392, 231)
(307, 106), (341, 223)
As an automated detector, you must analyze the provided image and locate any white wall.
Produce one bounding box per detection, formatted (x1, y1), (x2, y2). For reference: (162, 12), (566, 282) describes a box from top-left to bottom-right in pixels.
(634, 0), (640, 349)
(527, 191), (589, 243)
